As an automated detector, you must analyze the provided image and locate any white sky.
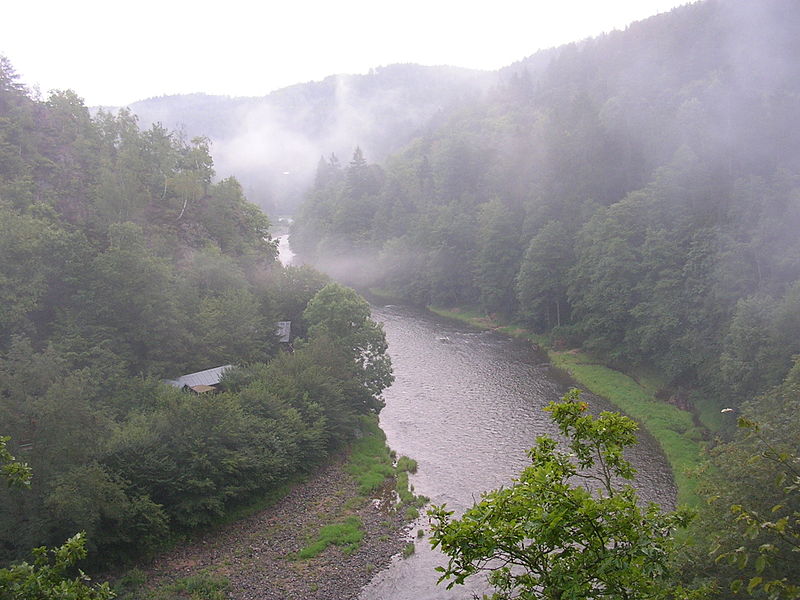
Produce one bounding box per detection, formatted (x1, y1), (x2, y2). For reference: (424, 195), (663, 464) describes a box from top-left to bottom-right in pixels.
(2, 0), (692, 107)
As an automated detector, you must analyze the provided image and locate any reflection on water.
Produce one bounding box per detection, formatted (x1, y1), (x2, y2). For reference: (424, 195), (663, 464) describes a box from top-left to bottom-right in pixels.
(360, 304), (676, 600)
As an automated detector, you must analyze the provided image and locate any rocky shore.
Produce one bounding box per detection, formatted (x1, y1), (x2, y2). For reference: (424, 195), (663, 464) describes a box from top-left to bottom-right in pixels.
(137, 456), (416, 600)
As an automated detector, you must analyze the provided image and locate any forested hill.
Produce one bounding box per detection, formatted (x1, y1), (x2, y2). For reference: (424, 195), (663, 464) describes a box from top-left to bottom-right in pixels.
(0, 57), (392, 570)
(122, 64), (494, 213)
(291, 0), (800, 413)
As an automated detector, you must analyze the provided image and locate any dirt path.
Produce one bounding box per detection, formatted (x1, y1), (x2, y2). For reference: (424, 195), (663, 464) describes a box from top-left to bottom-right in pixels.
(140, 458), (414, 599)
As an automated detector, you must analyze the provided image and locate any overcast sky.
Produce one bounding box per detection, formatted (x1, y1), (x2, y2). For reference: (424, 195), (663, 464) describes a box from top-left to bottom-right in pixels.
(2, 0), (692, 107)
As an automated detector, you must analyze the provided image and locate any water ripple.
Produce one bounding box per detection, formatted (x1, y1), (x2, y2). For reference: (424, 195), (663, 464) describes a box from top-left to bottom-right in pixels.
(360, 304), (675, 600)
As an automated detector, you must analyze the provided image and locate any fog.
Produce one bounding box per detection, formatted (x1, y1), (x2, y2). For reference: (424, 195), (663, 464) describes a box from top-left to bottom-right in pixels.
(127, 65), (493, 214)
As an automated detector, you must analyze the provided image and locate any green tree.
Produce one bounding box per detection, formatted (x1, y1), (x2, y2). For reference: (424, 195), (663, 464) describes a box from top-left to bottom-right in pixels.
(45, 463), (168, 563)
(0, 533), (113, 600)
(429, 390), (698, 600)
(475, 199), (523, 316)
(0, 436), (31, 489)
(516, 220), (573, 330)
(77, 222), (186, 374)
(303, 283), (393, 410)
(688, 358), (800, 599)
(193, 287), (270, 366)
(0, 441), (112, 600)
(718, 295), (784, 402)
(0, 207), (51, 340)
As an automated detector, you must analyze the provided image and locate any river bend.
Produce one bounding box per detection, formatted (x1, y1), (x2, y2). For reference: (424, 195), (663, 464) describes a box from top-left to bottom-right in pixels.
(360, 303), (676, 600)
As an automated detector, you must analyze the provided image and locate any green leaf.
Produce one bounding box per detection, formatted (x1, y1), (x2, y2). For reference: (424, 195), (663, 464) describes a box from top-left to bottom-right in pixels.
(755, 555), (767, 574)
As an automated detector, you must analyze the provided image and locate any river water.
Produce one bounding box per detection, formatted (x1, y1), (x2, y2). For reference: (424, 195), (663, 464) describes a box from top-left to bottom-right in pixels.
(360, 304), (676, 600)
(275, 236), (676, 599)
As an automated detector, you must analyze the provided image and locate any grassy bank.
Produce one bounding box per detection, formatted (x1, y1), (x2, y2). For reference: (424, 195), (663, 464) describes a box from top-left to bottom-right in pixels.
(428, 306), (704, 508)
(296, 415), (427, 559)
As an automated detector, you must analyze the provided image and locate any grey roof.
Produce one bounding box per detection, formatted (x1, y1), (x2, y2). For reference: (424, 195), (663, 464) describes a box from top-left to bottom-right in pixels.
(275, 321), (291, 343)
(164, 365), (233, 389)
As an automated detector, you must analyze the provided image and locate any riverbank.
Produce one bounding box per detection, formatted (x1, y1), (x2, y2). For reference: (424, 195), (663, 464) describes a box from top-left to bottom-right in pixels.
(427, 306), (704, 507)
(113, 418), (420, 600)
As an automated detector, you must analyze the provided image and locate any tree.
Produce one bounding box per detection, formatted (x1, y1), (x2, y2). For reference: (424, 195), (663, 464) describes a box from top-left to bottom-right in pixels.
(0, 533), (113, 600)
(475, 199), (523, 317)
(516, 220), (573, 330)
(0, 436), (31, 489)
(303, 283), (393, 411)
(0, 440), (112, 600)
(688, 358), (800, 600)
(429, 390), (698, 600)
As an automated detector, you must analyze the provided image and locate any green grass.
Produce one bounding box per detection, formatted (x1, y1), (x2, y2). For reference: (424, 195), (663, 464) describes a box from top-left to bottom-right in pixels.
(428, 305), (705, 508)
(404, 506), (420, 520)
(547, 351), (703, 506)
(691, 390), (727, 433)
(366, 287), (407, 304)
(345, 416), (395, 495)
(345, 416), (428, 508)
(396, 456), (418, 473)
(296, 516), (364, 559)
(294, 416), (427, 561)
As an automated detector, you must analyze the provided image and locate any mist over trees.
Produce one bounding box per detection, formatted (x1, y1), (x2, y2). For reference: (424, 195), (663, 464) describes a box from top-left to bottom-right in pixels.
(0, 56), (391, 569)
(122, 65), (493, 213)
(292, 0), (800, 414)
(289, 4), (800, 593)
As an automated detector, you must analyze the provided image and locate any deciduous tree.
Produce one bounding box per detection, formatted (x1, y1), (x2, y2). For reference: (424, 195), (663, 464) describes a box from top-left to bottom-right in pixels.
(429, 390), (698, 600)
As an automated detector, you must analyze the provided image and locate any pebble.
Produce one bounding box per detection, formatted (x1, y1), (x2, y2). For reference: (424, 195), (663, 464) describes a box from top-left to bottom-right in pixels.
(139, 457), (414, 599)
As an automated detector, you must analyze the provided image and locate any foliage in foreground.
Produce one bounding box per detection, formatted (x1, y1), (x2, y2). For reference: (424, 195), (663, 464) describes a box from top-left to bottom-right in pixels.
(0, 446), (111, 600)
(684, 358), (800, 600)
(0, 533), (113, 600)
(429, 389), (701, 600)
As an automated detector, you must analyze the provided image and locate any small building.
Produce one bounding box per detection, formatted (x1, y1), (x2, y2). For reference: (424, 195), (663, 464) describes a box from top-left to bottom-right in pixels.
(164, 365), (233, 394)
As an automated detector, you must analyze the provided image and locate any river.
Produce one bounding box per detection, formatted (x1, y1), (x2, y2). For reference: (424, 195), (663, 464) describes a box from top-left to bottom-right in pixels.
(275, 236), (676, 599)
(361, 304), (676, 599)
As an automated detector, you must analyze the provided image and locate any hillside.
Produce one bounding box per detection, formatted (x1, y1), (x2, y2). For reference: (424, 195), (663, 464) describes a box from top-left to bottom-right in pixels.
(291, 3), (800, 590)
(292, 0), (800, 411)
(0, 56), (396, 575)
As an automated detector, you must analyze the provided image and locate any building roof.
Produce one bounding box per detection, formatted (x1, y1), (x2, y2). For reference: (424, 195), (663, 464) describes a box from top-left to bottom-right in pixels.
(164, 365), (233, 389)
(275, 321), (291, 343)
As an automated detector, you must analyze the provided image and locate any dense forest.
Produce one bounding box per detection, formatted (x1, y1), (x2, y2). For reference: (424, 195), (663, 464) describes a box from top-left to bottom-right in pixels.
(290, 0), (800, 595)
(292, 0), (800, 413)
(0, 55), (392, 577)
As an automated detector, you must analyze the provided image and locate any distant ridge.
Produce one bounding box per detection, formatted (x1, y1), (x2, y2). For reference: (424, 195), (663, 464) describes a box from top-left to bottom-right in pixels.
(121, 64), (494, 213)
